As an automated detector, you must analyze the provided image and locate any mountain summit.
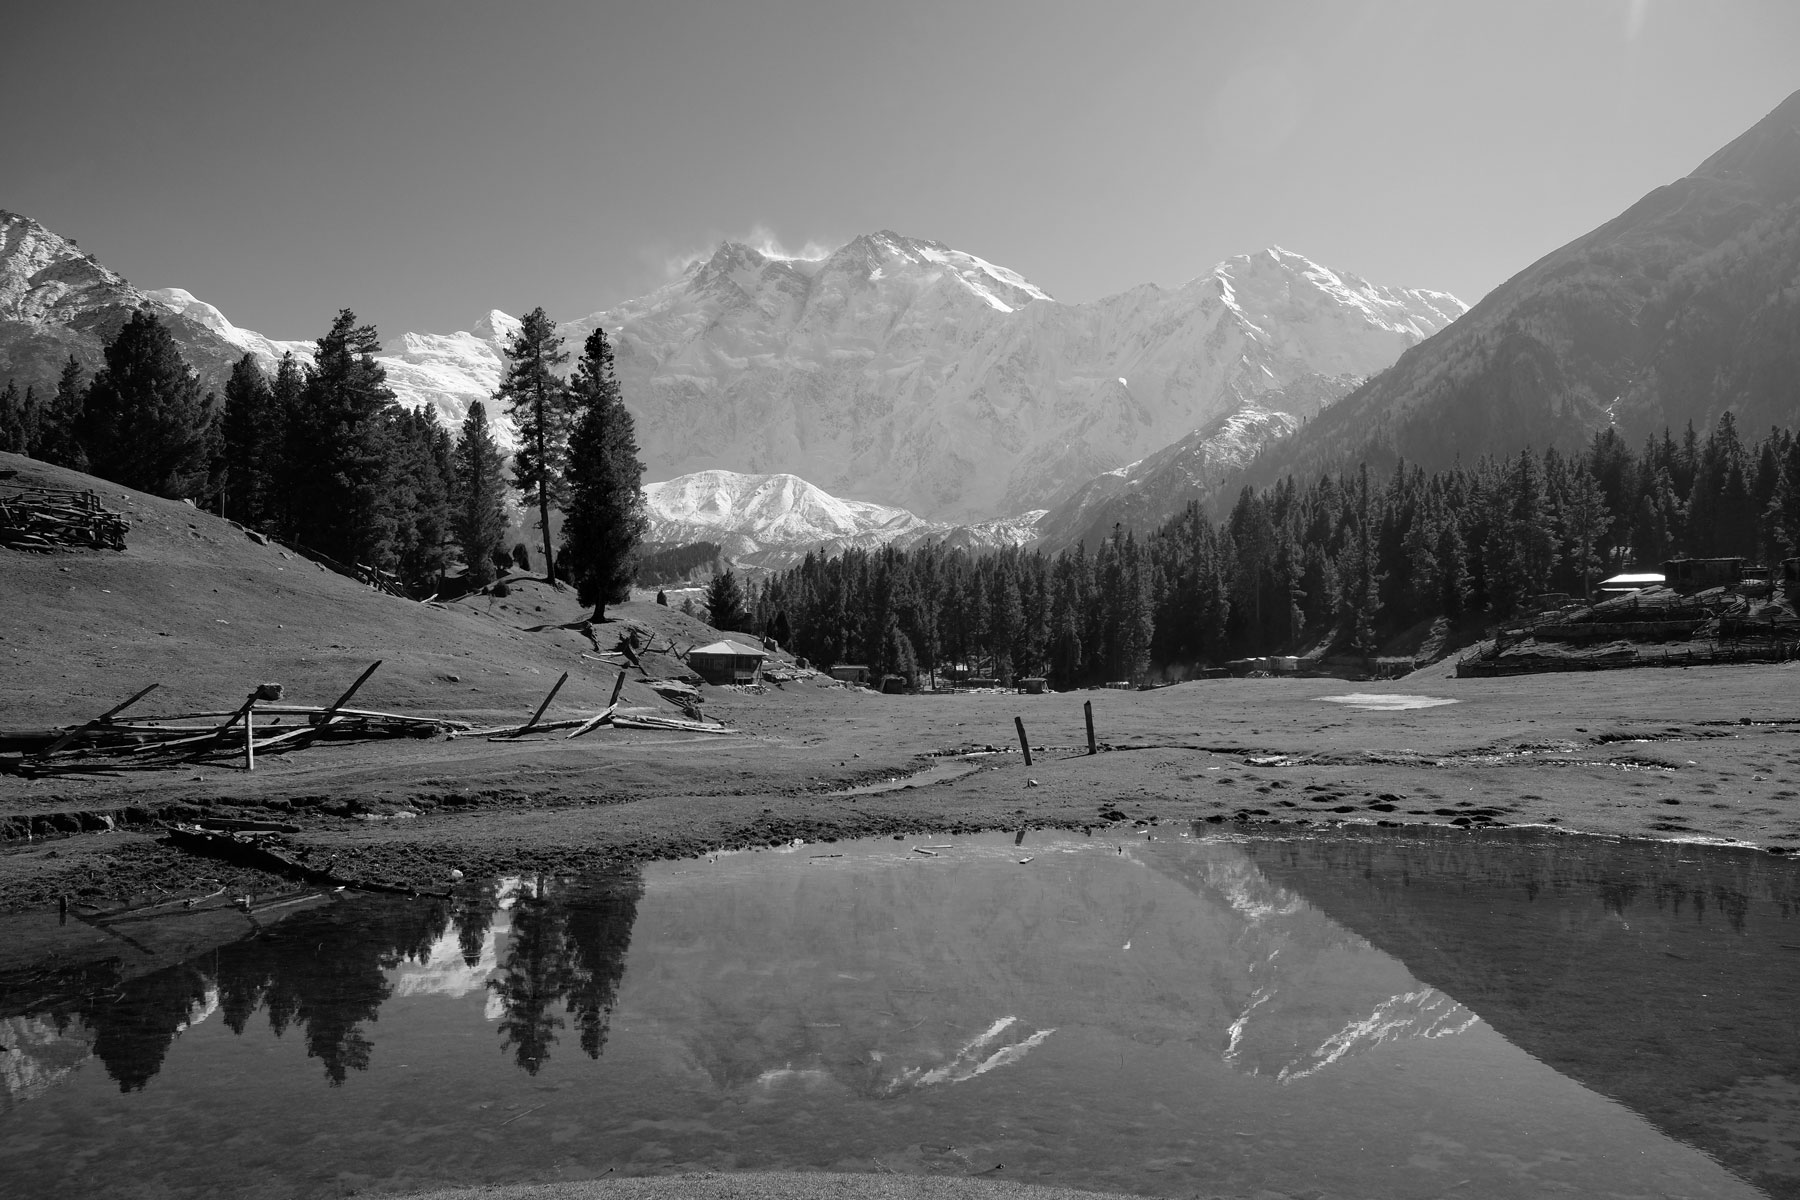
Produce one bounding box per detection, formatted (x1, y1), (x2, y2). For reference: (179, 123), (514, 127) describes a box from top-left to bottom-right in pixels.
(583, 234), (1461, 520)
(0, 215), (1461, 524)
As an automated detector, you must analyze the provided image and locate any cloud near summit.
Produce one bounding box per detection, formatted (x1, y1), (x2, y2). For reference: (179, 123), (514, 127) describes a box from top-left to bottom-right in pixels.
(657, 224), (839, 279)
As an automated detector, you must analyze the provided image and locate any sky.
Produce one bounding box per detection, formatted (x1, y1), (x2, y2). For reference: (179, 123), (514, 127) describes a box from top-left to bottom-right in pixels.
(8, 0), (1800, 340)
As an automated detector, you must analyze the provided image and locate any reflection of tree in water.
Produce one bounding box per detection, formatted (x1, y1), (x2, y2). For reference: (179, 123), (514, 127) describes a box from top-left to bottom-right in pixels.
(451, 877), (502, 966)
(13, 866), (642, 1093)
(486, 867), (644, 1075)
(86, 964), (212, 1093)
(59, 895), (449, 1091)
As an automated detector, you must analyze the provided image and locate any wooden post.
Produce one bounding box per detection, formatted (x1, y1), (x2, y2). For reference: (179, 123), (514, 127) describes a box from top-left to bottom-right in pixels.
(1014, 716), (1032, 767)
(567, 670), (631, 739)
(1084, 700), (1096, 755)
(299, 661), (383, 745)
(244, 702), (255, 771)
(512, 672), (570, 737)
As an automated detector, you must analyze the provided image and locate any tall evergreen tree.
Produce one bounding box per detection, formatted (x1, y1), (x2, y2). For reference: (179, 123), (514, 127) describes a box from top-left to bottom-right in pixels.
(560, 327), (647, 619)
(79, 310), (216, 497)
(288, 311), (400, 566)
(0, 381), (33, 455)
(36, 355), (90, 470)
(497, 307), (573, 583)
(266, 351), (305, 537)
(453, 400), (509, 588)
(1561, 468), (1613, 602)
(705, 570), (749, 633)
(218, 354), (272, 525)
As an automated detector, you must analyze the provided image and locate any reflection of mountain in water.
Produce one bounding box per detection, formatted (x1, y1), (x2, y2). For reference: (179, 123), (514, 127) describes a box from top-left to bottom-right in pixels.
(626, 840), (1475, 1100)
(1239, 827), (1800, 1198)
(0, 1015), (96, 1114)
(1145, 849), (1479, 1083)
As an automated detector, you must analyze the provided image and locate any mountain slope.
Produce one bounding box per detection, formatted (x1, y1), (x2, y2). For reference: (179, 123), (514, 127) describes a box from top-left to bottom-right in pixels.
(0, 212), (252, 399)
(1242, 88), (1800, 488)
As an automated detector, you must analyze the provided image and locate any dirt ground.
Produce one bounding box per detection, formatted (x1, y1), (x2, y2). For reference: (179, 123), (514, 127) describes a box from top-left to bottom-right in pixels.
(6, 449), (1800, 914)
(5, 658), (1800, 913)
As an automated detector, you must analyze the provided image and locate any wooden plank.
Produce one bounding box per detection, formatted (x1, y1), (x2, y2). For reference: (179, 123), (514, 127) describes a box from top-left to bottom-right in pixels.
(36, 683), (162, 756)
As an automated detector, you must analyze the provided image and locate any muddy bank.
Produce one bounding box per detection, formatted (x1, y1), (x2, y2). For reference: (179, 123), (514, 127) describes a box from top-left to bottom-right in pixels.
(5, 664), (1800, 912)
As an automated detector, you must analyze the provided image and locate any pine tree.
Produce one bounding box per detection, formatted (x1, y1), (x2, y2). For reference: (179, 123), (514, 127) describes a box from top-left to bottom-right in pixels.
(560, 327), (648, 620)
(79, 310), (216, 497)
(218, 354), (272, 525)
(288, 311), (399, 566)
(0, 381), (32, 454)
(36, 356), (90, 470)
(1766, 434), (1800, 556)
(1561, 468), (1613, 602)
(498, 307), (573, 584)
(388, 408), (455, 594)
(705, 570), (748, 633)
(267, 352), (305, 537)
(452, 400), (508, 588)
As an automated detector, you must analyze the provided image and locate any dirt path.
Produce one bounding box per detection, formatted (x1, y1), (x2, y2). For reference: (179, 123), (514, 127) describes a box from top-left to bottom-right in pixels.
(6, 663), (1800, 912)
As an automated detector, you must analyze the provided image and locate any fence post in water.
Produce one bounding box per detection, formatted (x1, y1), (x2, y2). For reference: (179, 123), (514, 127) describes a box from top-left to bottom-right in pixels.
(1084, 700), (1096, 755)
(1014, 716), (1032, 767)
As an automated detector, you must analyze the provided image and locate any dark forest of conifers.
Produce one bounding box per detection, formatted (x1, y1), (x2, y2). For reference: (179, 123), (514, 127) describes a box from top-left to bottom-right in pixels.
(751, 415), (1800, 688)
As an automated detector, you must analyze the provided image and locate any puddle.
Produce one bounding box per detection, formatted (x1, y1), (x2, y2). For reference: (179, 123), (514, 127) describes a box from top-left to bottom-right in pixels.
(829, 754), (990, 795)
(1319, 692), (1460, 710)
(2, 827), (1795, 1198)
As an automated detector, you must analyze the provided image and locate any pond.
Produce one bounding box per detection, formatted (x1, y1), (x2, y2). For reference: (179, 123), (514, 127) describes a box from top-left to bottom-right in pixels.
(3, 825), (1797, 1199)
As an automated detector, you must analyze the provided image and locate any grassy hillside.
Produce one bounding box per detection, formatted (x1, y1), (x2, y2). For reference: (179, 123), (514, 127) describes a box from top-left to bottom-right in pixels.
(0, 450), (727, 729)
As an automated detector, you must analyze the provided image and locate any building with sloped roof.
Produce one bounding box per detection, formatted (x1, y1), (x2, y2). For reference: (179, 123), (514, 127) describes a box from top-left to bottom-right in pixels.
(688, 639), (766, 685)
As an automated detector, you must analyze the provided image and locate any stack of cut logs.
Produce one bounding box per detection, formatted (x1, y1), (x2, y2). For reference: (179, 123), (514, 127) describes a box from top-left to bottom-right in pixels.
(0, 484), (129, 551)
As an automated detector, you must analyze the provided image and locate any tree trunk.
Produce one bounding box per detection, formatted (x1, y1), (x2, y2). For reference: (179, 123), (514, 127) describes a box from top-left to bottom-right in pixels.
(535, 394), (556, 586)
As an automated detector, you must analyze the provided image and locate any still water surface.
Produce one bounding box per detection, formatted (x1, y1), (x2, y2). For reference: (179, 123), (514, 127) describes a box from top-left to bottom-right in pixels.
(3, 826), (1797, 1199)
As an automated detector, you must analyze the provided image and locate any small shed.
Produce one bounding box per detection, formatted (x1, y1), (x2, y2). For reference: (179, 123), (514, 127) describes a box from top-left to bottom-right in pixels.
(829, 664), (871, 685)
(1019, 676), (1048, 694)
(1662, 558), (1743, 593)
(688, 639), (767, 685)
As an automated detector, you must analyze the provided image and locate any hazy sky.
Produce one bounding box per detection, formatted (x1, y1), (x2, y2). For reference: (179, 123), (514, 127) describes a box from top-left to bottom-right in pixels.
(9, 1), (1799, 340)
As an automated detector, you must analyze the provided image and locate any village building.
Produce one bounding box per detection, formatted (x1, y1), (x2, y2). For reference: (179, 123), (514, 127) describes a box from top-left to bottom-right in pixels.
(687, 639), (767, 685)
(1661, 558), (1744, 593)
(829, 664), (871, 685)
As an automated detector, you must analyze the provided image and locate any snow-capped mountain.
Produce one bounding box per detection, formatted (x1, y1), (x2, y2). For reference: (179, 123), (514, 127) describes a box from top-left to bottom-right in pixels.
(586, 236), (1462, 521)
(151, 285), (519, 441)
(1, 211), (1462, 526)
(0, 211), (251, 399)
(644, 468), (1043, 570)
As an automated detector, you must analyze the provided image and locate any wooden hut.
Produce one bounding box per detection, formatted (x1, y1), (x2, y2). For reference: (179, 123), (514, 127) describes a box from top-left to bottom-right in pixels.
(688, 639), (767, 685)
